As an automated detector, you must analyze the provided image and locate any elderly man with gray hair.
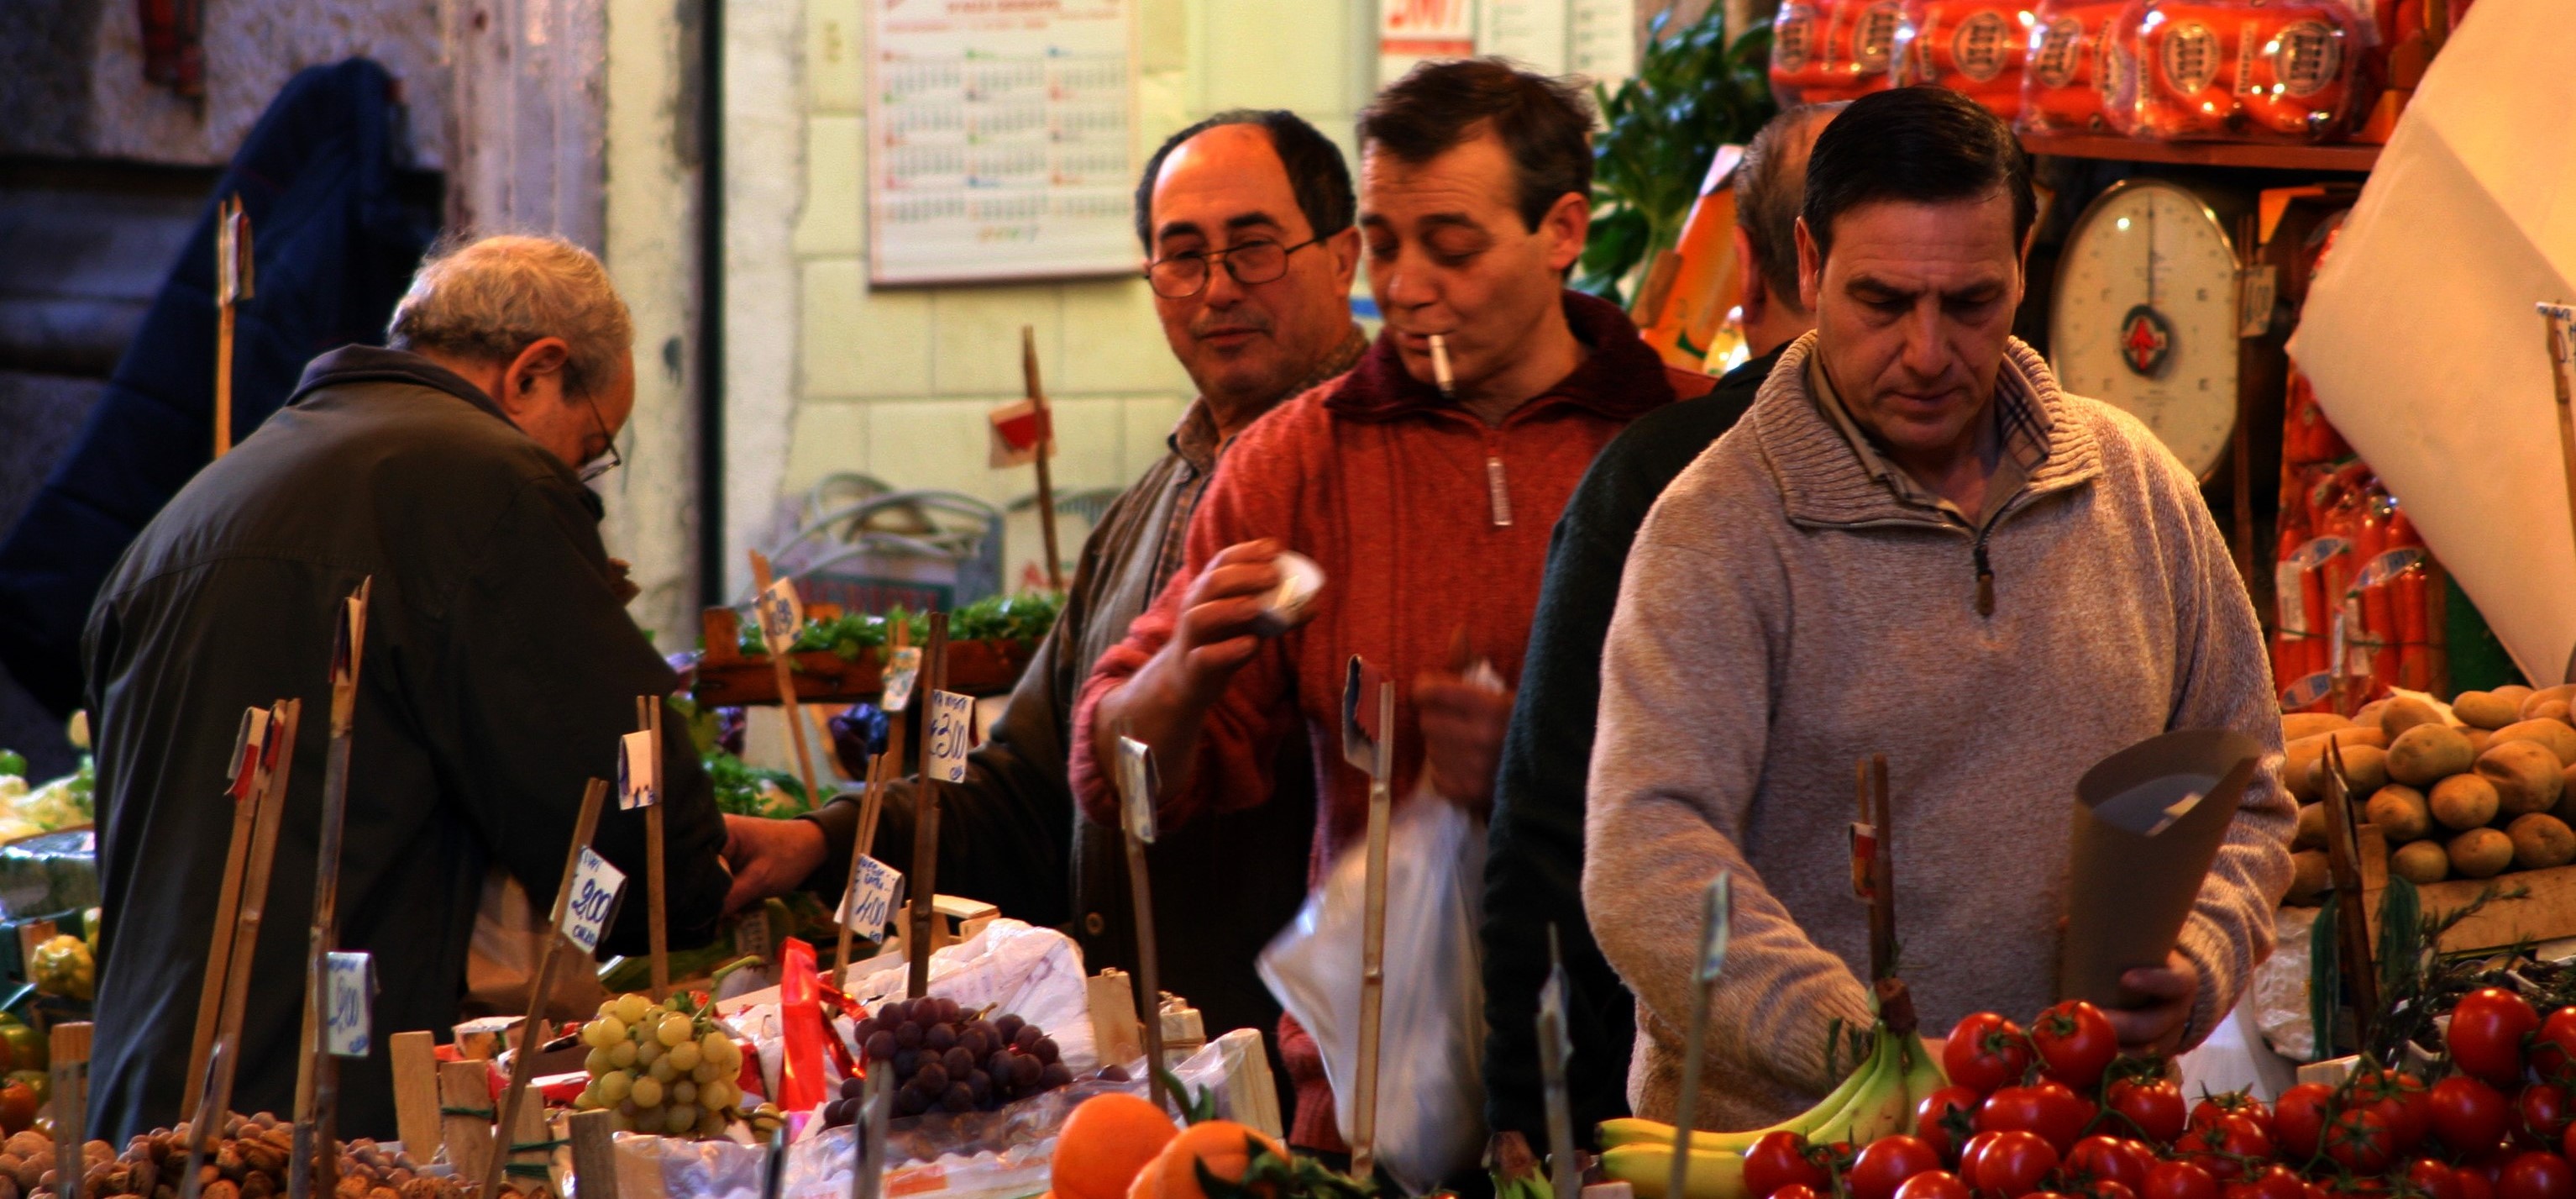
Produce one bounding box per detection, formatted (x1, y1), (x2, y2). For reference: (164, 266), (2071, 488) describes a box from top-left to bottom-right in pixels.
(81, 234), (769, 1140)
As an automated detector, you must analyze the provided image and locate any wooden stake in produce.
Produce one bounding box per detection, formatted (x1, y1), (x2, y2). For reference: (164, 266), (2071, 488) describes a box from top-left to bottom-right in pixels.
(1020, 325), (1065, 592)
(832, 753), (893, 983)
(748, 550), (823, 810)
(181, 699), (301, 1199)
(1535, 927), (1579, 1199)
(847, 1065), (891, 1199)
(635, 697), (670, 1001)
(1113, 735), (1167, 1109)
(905, 613), (952, 999)
(1666, 874), (1733, 1199)
(2542, 302), (2576, 681)
(1857, 755), (1896, 981)
(883, 623), (915, 778)
(569, 1108), (620, 1199)
(2320, 736), (2380, 1046)
(212, 196), (252, 459)
(186, 705), (282, 1115)
(292, 578), (372, 1199)
(483, 779), (612, 1199)
(51, 1023), (91, 1199)
(388, 1030), (443, 1167)
(1339, 656), (1395, 1181)
(438, 1060), (496, 1193)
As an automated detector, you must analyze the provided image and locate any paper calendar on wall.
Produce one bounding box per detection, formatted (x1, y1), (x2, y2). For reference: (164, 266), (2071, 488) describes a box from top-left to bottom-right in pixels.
(867, 0), (1141, 285)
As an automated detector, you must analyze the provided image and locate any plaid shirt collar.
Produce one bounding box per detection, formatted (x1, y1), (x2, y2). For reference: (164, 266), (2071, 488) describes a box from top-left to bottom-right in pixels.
(1805, 351), (2054, 527)
(1167, 323), (1369, 475)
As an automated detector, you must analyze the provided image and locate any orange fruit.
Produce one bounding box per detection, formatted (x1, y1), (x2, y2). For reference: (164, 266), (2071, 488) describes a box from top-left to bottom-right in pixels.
(0, 1083), (34, 1136)
(1139, 1120), (1286, 1199)
(1053, 1094), (1179, 1199)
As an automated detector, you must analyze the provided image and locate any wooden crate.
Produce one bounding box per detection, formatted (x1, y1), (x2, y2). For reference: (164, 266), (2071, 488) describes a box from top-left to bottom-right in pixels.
(690, 607), (1036, 706)
(2360, 823), (2576, 952)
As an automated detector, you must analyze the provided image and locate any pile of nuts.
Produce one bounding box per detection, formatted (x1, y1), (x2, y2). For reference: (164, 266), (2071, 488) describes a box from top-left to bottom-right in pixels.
(13, 1112), (489, 1199)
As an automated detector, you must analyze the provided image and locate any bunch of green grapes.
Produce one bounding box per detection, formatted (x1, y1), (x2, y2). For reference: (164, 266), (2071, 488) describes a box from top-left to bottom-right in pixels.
(572, 992), (749, 1138)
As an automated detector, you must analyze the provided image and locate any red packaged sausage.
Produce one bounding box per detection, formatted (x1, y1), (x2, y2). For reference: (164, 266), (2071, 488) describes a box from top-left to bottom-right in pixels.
(2017, 0), (2135, 133)
(1896, 1), (2034, 118)
(1771, 0), (1907, 103)
(2127, 0), (2367, 141)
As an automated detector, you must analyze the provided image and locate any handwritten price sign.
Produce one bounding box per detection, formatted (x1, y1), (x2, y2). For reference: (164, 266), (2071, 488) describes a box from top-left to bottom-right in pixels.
(880, 647), (922, 713)
(618, 728), (659, 810)
(561, 848), (627, 954)
(925, 690), (973, 783)
(837, 855), (904, 938)
(325, 951), (375, 1057)
(755, 576), (804, 655)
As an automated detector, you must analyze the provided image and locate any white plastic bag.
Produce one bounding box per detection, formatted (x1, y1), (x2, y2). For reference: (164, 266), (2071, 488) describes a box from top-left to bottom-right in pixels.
(1258, 792), (1487, 1196)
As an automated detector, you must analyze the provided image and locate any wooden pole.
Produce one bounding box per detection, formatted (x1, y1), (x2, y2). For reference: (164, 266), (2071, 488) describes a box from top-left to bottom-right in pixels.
(884, 623), (912, 778)
(181, 700), (300, 1199)
(638, 697), (670, 1002)
(50, 1023), (91, 1199)
(832, 753), (891, 985)
(2320, 736), (2380, 1047)
(1667, 876), (1731, 1199)
(1348, 678), (1394, 1181)
(2231, 213), (2261, 591)
(1020, 326), (1064, 592)
(186, 707), (278, 1114)
(485, 779), (611, 1199)
(569, 1109), (620, 1199)
(2542, 306), (2576, 682)
(292, 578), (371, 1199)
(438, 1060), (496, 1194)
(748, 550), (823, 810)
(905, 613), (950, 999)
(1869, 754), (1895, 982)
(212, 196), (250, 460)
(1114, 737), (1165, 1107)
(388, 1030), (442, 1165)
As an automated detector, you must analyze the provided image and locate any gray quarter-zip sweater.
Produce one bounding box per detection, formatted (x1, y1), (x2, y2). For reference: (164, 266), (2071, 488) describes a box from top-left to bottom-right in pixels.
(1583, 332), (2294, 1129)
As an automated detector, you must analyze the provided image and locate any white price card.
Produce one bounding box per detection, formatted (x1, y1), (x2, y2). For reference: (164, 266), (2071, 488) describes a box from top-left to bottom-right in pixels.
(1115, 735), (1157, 845)
(836, 855), (905, 939)
(560, 847), (627, 954)
(756, 576), (805, 655)
(880, 647), (922, 713)
(925, 690), (974, 783)
(325, 951), (375, 1057)
(618, 728), (659, 810)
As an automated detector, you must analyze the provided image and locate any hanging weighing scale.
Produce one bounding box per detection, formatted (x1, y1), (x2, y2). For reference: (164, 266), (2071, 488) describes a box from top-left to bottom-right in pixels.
(2050, 177), (2248, 480)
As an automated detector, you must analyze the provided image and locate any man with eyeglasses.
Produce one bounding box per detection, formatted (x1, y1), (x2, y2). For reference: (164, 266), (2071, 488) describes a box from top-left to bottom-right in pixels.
(80, 234), (756, 1140)
(1071, 59), (1715, 1164)
(717, 110), (1366, 1103)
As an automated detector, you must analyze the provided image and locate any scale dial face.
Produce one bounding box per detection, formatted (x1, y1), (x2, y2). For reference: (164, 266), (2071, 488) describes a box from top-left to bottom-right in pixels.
(2050, 179), (2241, 479)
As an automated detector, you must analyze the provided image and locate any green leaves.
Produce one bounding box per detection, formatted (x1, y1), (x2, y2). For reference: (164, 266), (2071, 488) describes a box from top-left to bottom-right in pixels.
(732, 591), (1068, 660)
(1579, 7), (1779, 305)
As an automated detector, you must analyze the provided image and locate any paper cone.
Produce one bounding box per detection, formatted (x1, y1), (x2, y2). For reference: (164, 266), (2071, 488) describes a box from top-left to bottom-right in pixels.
(2059, 729), (2262, 1007)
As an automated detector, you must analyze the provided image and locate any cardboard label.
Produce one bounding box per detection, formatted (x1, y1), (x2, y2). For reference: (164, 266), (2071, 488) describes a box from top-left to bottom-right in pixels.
(618, 728), (659, 810)
(1115, 736), (1157, 845)
(1849, 822), (1878, 902)
(1697, 871), (1733, 984)
(837, 855), (905, 938)
(325, 951), (374, 1057)
(881, 647), (922, 713)
(756, 577), (805, 655)
(228, 707), (273, 802)
(561, 848), (627, 954)
(925, 690), (974, 783)
(2238, 264), (2278, 339)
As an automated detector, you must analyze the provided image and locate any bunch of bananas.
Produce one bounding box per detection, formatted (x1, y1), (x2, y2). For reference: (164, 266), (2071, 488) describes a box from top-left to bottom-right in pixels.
(1598, 1021), (1948, 1199)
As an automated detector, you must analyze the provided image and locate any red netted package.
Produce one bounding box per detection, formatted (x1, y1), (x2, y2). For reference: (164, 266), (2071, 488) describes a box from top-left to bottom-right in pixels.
(1894, 1), (2033, 119)
(2018, 0), (2138, 133)
(2126, 0), (2369, 141)
(1771, 0), (1907, 104)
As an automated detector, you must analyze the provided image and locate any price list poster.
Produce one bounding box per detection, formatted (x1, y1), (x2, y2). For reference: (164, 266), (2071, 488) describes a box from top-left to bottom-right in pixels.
(867, 0), (1140, 284)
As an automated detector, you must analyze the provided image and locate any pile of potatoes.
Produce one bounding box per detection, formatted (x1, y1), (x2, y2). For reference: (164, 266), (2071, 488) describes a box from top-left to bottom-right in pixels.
(2285, 684), (2576, 903)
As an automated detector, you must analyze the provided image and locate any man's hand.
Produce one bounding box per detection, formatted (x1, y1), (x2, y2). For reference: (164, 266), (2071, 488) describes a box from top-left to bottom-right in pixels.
(1415, 672), (1514, 814)
(606, 556), (642, 604)
(2106, 951), (2201, 1054)
(721, 814), (827, 913)
(1166, 539), (1287, 697)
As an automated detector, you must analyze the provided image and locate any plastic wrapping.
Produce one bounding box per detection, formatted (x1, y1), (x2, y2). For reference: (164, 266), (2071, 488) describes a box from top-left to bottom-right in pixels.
(1895, 1), (2034, 118)
(1771, 0), (1907, 104)
(1257, 794), (1486, 1197)
(2018, 0), (2137, 132)
(837, 919), (1099, 1074)
(2126, 0), (2368, 142)
(0, 829), (97, 923)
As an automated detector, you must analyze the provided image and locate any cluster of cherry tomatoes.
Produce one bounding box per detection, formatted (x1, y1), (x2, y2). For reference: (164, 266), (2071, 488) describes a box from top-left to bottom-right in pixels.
(1740, 990), (2576, 1199)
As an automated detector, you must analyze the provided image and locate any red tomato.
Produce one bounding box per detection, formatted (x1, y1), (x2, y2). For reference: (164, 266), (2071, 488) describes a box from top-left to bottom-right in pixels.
(2374, 1072), (2431, 1154)
(2430, 1076), (2514, 1155)
(1747, 1131), (1828, 1199)
(2143, 1161), (2222, 1199)
(2064, 1137), (2147, 1192)
(2463, 1170), (2498, 1199)
(2178, 1115), (2274, 1181)
(1920, 1086), (1985, 1164)
(2091, 1185), (2139, 1199)
(1850, 1136), (1946, 1199)
(1960, 1132), (2006, 1183)
(2248, 1168), (2306, 1199)
(2031, 1002), (2118, 1091)
(2451, 989), (2542, 1087)
(2327, 1105), (2396, 1173)
(2407, 1160), (2468, 1199)
(2271, 1083), (2335, 1160)
(1948, 1014), (2036, 1095)
(1897, 1172), (1975, 1199)
(2496, 1153), (2575, 1199)
(2189, 1093), (2276, 1140)
(1980, 1082), (2095, 1154)
(1774, 1187), (1826, 1199)
(2519, 1083), (2572, 1144)
(2532, 1007), (2576, 1086)
(2107, 1078), (2187, 1145)
(1971, 1131), (2061, 1199)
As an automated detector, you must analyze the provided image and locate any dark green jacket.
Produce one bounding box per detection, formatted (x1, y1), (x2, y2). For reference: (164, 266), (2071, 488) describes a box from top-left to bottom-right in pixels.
(82, 347), (730, 1141)
(1481, 345), (1782, 1147)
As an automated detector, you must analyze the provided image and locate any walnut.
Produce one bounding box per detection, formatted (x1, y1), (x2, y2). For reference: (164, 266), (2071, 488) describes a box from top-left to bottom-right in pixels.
(366, 1188), (399, 1199)
(3, 1136), (46, 1162)
(202, 1181), (241, 1199)
(394, 1177), (443, 1199)
(334, 1172), (370, 1199)
(237, 1142), (284, 1175)
(237, 1169), (275, 1199)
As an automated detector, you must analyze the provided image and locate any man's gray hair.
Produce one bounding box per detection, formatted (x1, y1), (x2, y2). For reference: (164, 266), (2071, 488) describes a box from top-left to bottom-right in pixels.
(1735, 102), (1847, 315)
(386, 234), (634, 397)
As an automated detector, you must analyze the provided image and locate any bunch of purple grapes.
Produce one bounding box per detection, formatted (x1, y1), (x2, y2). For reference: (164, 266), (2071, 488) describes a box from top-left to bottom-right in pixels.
(837, 997), (1074, 1120)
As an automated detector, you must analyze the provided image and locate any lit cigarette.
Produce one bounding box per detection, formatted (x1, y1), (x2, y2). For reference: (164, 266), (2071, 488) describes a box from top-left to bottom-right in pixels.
(1429, 333), (1455, 397)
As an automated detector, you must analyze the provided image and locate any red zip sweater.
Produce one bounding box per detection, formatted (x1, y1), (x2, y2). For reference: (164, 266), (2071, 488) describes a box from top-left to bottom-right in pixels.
(1069, 291), (1712, 1151)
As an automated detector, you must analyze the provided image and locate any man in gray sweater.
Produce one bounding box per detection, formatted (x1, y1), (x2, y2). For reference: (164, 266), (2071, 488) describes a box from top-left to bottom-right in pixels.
(1583, 87), (2294, 1128)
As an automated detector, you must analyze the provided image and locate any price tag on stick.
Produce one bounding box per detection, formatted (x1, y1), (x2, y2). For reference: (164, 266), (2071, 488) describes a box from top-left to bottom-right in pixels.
(323, 952), (375, 1058)
(926, 690), (973, 783)
(618, 729), (660, 810)
(837, 855), (905, 939)
(881, 647), (922, 713)
(756, 576), (804, 655)
(560, 849), (627, 954)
